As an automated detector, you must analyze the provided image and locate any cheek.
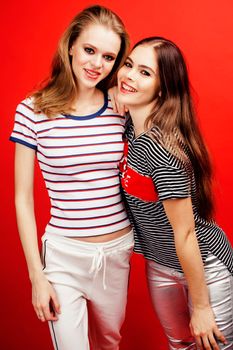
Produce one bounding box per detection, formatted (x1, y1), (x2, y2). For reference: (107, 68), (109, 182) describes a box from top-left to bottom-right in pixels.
(103, 61), (115, 76)
(117, 66), (126, 81)
(72, 51), (90, 67)
(141, 81), (158, 100)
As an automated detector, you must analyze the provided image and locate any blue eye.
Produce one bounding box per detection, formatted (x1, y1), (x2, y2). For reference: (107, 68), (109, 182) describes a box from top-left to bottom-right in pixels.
(84, 47), (94, 54)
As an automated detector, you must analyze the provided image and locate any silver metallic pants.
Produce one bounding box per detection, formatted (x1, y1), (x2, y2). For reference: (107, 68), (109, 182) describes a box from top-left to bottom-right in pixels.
(146, 254), (233, 349)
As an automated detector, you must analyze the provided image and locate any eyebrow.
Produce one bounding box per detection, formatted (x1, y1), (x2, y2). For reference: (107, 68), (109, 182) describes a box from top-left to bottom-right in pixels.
(83, 43), (117, 57)
(126, 56), (156, 74)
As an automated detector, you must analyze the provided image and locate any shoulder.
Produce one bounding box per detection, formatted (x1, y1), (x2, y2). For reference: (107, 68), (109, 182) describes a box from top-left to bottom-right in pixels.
(14, 97), (38, 127)
(145, 127), (191, 170)
(103, 92), (127, 123)
(16, 97), (34, 113)
(15, 97), (49, 123)
(144, 127), (172, 166)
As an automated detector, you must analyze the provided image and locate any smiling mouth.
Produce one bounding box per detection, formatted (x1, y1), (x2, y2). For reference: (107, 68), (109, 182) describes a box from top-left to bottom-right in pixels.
(120, 82), (137, 93)
(84, 68), (101, 80)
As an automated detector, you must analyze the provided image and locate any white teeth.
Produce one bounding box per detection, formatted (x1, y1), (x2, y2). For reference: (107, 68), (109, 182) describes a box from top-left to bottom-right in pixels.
(85, 69), (99, 77)
(122, 82), (136, 92)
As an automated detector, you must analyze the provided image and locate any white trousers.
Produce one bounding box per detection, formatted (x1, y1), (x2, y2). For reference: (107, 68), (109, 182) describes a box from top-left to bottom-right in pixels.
(41, 231), (134, 350)
(146, 254), (233, 350)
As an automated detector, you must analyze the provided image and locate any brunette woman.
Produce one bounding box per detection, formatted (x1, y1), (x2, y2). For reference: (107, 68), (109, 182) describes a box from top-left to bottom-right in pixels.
(116, 37), (233, 349)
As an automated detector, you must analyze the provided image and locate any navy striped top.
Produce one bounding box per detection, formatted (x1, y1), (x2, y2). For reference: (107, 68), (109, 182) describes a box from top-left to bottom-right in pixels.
(120, 124), (233, 274)
(10, 93), (130, 237)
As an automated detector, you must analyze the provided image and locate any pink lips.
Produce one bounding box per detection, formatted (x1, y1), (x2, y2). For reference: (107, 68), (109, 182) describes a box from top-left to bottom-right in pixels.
(120, 81), (137, 94)
(84, 68), (101, 80)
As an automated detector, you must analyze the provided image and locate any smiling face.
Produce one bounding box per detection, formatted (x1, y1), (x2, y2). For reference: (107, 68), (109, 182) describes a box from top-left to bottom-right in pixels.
(117, 45), (160, 108)
(69, 24), (121, 90)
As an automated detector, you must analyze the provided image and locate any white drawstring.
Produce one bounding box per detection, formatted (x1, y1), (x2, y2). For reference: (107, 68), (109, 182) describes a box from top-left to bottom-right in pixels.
(89, 247), (107, 290)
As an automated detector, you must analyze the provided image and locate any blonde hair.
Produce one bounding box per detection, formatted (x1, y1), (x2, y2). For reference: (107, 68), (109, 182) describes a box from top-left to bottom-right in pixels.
(32, 5), (129, 117)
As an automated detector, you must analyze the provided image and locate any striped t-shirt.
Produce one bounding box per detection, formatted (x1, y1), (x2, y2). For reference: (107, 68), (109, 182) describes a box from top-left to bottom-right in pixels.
(120, 124), (233, 274)
(10, 92), (130, 237)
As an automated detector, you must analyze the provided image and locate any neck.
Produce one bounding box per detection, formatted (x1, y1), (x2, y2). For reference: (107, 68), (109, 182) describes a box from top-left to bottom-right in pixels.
(71, 87), (102, 113)
(75, 86), (97, 104)
(128, 102), (155, 137)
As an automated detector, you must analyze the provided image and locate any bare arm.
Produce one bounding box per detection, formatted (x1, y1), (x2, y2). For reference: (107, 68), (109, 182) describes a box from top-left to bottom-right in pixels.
(108, 86), (128, 115)
(15, 143), (60, 321)
(163, 197), (226, 350)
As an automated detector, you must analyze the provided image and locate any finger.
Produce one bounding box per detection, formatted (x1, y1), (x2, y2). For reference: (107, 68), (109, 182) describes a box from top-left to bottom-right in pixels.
(201, 334), (213, 350)
(43, 304), (58, 321)
(208, 332), (220, 350)
(213, 326), (227, 345)
(195, 336), (204, 350)
(37, 310), (46, 322)
(50, 294), (61, 314)
(119, 105), (126, 116)
(115, 101), (120, 114)
(110, 94), (117, 113)
(115, 101), (124, 116)
(113, 102), (118, 113)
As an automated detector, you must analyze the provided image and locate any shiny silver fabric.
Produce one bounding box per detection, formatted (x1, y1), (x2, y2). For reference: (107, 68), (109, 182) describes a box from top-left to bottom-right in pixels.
(146, 254), (233, 349)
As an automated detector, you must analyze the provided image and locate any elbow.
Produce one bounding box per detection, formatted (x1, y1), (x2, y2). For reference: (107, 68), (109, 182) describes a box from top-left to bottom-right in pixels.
(174, 225), (196, 246)
(15, 192), (34, 210)
(185, 225), (196, 239)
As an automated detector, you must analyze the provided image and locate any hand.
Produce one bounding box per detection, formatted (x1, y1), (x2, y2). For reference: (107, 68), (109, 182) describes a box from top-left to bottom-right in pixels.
(31, 272), (61, 322)
(190, 305), (227, 349)
(108, 86), (128, 115)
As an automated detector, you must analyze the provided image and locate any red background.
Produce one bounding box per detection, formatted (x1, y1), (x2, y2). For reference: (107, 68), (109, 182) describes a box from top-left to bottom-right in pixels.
(1, 0), (233, 349)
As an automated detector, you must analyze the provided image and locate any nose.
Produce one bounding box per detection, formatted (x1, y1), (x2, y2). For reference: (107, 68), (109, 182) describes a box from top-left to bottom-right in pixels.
(91, 55), (103, 69)
(125, 68), (136, 81)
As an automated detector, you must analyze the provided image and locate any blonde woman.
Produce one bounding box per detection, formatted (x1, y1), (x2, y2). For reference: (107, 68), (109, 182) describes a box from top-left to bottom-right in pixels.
(10, 5), (133, 350)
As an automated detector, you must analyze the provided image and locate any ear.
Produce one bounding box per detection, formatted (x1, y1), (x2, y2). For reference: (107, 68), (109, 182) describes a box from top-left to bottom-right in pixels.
(69, 46), (74, 56)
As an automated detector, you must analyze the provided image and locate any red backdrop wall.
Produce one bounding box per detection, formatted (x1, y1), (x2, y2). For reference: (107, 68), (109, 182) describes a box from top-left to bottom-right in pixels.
(1, 0), (233, 349)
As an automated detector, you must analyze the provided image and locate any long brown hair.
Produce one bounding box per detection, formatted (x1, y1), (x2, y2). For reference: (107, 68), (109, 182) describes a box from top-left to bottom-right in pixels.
(134, 37), (214, 220)
(32, 5), (129, 117)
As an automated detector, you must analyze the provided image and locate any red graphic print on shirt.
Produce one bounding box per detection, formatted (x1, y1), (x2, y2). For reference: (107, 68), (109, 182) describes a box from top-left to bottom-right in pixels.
(119, 141), (158, 202)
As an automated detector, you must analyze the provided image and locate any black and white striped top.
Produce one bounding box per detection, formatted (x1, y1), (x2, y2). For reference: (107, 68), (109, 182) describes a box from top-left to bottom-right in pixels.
(10, 93), (130, 237)
(120, 124), (233, 274)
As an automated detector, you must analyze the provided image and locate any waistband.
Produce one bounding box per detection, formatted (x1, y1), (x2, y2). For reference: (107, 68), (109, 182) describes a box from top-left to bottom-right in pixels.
(42, 230), (134, 253)
(146, 253), (230, 279)
(42, 230), (134, 290)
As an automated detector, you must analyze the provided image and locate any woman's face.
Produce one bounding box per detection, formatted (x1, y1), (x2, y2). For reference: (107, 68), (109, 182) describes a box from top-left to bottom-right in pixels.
(117, 45), (160, 108)
(69, 24), (121, 90)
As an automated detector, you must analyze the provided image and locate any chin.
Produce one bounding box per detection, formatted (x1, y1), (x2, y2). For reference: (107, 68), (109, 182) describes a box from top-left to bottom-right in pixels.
(118, 94), (134, 106)
(80, 79), (99, 89)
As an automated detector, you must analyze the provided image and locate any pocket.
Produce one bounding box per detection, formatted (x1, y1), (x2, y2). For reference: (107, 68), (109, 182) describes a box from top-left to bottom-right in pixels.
(126, 242), (134, 253)
(119, 242), (134, 263)
(41, 239), (54, 271)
